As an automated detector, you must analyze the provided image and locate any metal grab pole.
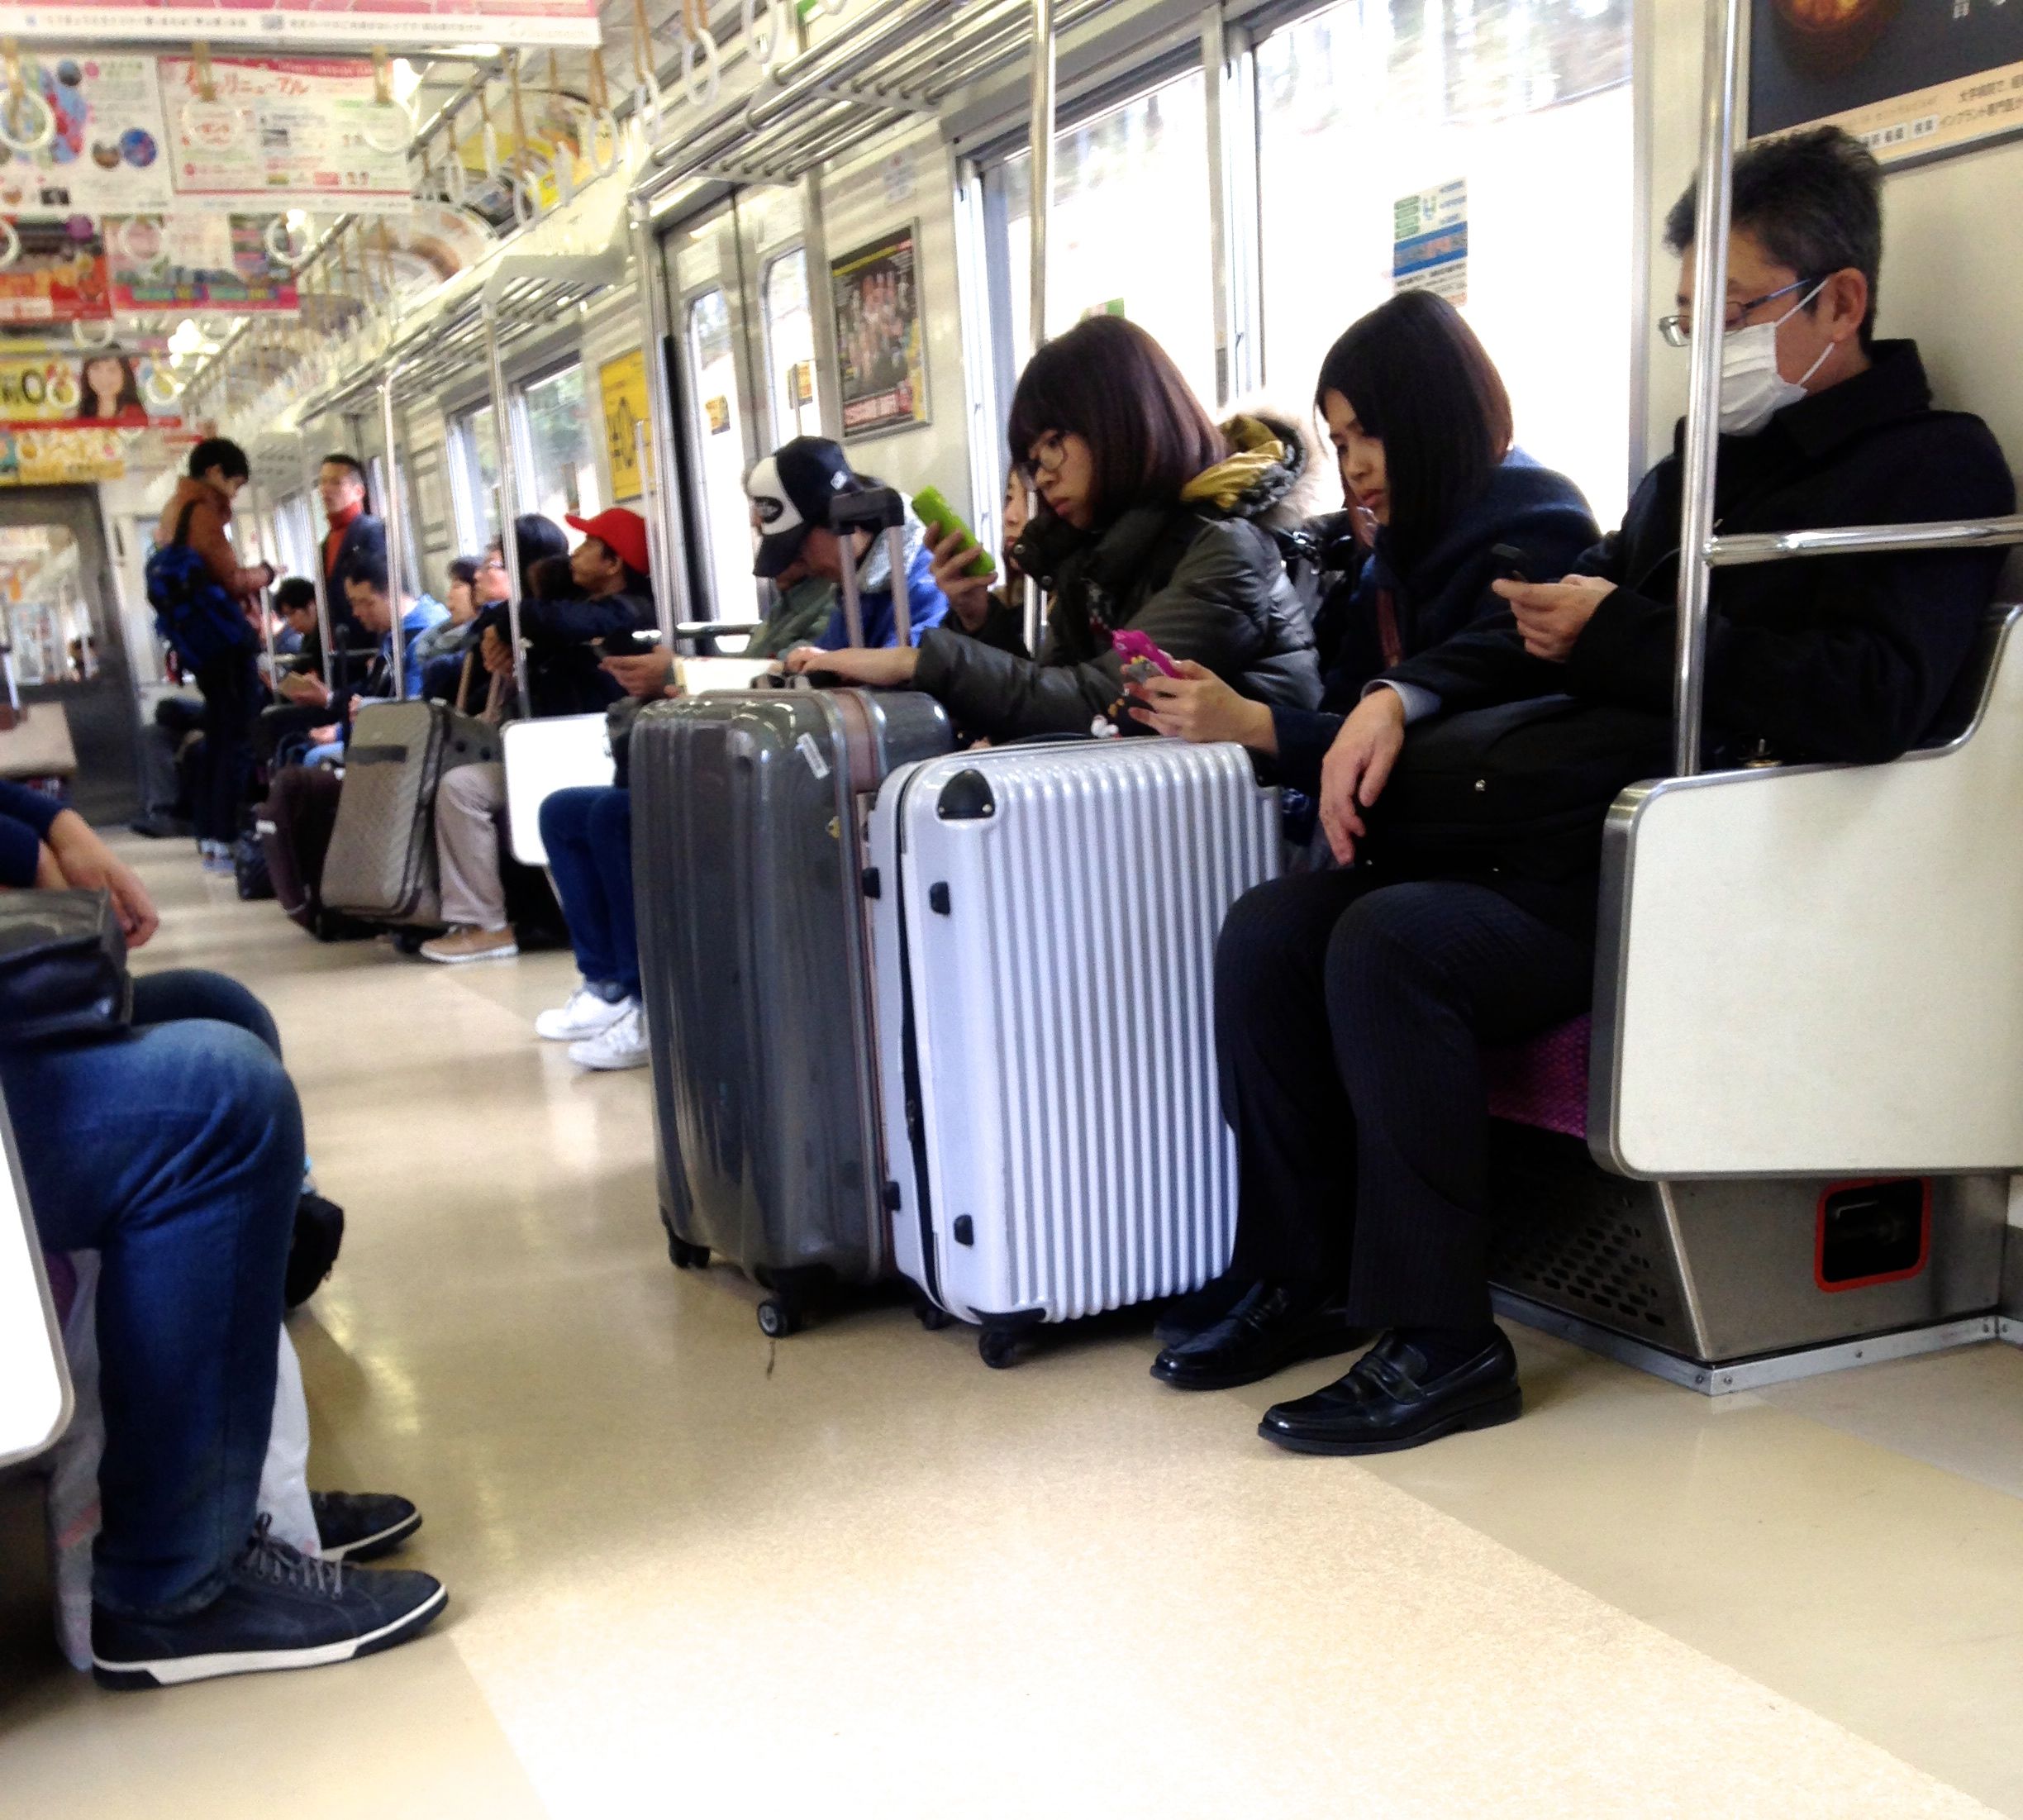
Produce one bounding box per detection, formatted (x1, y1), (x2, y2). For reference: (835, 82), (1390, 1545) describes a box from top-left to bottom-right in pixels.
(299, 442), (340, 691)
(630, 198), (697, 636)
(481, 299), (535, 720)
(1023, 0), (1055, 660)
(248, 478), (278, 679)
(1672, 0), (1746, 778)
(378, 374), (408, 702)
(633, 421), (678, 656)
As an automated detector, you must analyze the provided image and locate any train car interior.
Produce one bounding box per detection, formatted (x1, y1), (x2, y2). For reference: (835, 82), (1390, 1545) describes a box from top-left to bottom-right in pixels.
(2, 0), (2023, 1812)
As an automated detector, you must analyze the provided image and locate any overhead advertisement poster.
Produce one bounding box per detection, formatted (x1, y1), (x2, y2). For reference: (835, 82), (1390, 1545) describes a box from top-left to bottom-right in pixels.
(0, 53), (174, 217)
(0, 431), (125, 487)
(0, 350), (183, 431)
(1751, 0), (2023, 165)
(0, 221), (112, 326)
(830, 226), (929, 441)
(106, 214), (301, 314)
(599, 349), (650, 501)
(159, 56), (415, 215)
(0, 2), (601, 48)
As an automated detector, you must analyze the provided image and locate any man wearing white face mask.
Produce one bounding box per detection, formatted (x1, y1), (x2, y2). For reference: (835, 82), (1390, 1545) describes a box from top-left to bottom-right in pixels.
(1202, 126), (2015, 1461)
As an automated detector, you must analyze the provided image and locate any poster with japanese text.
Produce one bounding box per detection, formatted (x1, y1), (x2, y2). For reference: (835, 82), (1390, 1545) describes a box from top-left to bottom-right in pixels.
(830, 227), (929, 441)
(107, 214), (300, 314)
(0, 221), (111, 325)
(599, 350), (650, 501)
(0, 350), (182, 431)
(159, 56), (414, 215)
(1750, 0), (2023, 165)
(11, 2), (601, 49)
(0, 54), (173, 217)
(0, 430), (125, 486)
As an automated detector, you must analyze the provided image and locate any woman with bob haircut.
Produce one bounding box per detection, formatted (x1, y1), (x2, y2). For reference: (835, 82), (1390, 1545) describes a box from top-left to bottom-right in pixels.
(1127, 290), (1598, 796)
(1137, 291), (1602, 1396)
(786, 314), (1321, 741)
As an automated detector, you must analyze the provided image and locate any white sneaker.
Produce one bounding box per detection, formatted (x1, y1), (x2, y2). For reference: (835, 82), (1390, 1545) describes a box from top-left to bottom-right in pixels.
(569, 1002), (650, 1071)
(536, 984), (631, 1042)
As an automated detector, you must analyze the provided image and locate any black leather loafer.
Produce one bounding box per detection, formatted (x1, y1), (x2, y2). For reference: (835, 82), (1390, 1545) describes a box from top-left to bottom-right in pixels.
(1258, 1327), (1521, 1455)
(1151, 1282), (1371, 1391)
(1153, 1273), (1249, 1348)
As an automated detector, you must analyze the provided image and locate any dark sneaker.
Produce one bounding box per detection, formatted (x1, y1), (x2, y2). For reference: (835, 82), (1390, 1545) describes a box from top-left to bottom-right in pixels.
(92, 1517), (446, 1689)
(312, 1490), (421, 1563)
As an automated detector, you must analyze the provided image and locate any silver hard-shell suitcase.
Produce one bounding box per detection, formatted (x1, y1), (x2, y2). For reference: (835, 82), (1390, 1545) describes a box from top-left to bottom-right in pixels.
(869, 738), (1282, 1365)
(633, 684), (952, 1336)
(321, 700), (500, 925)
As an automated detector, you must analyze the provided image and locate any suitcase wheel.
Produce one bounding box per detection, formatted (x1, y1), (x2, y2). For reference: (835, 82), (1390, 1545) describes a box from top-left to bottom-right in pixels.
(757, 1298), (802, 1340)
(914, 1299), (952, 1332)
(978, 1328), (1020, 1370)
(668, 1236), (710, 1271)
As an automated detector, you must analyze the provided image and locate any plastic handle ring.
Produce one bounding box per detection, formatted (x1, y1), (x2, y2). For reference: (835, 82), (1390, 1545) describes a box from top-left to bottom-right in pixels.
(744, 0), (785, 71)
(445, 145), (469, 207)
(71, 317), (117, 350)
(510, 169), (539, 230)
(263, 215), (311, 270)
(819, 0), (846, 14)
(114, 216), (169, 272)
(635, 67), (664, 139)
(482, 119), (502, 181)
(0, 86), (56, 155)
(0, 219), (19, 272)
(681, 30), (722, 110)
(584, 106), (621, 175)
(551, 142), (575, 207)
(359, 99), (415, 157)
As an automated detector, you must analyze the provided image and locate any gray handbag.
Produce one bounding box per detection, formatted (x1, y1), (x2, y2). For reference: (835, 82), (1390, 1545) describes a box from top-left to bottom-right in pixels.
(0, 889), (131, 1045)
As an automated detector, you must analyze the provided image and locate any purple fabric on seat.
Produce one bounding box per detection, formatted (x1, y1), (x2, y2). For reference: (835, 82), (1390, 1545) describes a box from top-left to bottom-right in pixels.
(1484, 1016), (1591, 1140)
(45, 1251), (77, 1326)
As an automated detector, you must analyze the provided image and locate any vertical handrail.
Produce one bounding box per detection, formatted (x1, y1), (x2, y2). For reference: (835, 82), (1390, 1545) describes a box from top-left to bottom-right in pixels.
(1201, 1), (1230, 409)
(629, 198), (699, 636)
(481, 299), (536, 721)
(299, 442), (339, 688)
(635, 419), (676, 650)
(1672, 0), (1746, 777)
(1023, 0), (1055, 660)
(378, 373), (408, 702)
(248, 477), (278, 678)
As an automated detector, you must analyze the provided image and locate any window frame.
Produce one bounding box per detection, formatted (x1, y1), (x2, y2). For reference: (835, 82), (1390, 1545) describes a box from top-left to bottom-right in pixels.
(758, 242), (821, 451)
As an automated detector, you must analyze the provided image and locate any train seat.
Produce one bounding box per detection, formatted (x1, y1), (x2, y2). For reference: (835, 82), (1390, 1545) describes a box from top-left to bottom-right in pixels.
(1487, 603), (2023, 1390)
(1484, 1017), (1591, 1141)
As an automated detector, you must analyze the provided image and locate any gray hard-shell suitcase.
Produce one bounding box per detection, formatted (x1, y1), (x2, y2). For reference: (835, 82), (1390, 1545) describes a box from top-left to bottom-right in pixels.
(632, 684), (953, 1335)
(321, 700), (501, 925)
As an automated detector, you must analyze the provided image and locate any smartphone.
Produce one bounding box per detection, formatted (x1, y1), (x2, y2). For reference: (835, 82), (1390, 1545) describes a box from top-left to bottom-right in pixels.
(912, 484), (997, 579)
(1490, 543), (1535, 584)
(1112, 627), (1181, 681)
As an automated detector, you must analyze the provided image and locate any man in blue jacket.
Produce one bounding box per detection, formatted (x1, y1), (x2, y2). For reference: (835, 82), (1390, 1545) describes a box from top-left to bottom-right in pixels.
(745, 436), (950, 649)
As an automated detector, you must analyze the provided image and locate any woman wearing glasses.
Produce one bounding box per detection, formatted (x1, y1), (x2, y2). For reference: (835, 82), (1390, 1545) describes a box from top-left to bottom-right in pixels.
(785, 314), (1324, 740)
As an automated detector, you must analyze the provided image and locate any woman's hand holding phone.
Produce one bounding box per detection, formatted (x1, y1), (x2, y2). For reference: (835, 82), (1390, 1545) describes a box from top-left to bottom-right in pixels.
(926, 526), (997, 632)
(1126, 658), (1277, 753)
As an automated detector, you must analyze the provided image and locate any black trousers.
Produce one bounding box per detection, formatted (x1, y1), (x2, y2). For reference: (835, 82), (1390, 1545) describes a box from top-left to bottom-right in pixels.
(1216, 870), (1592, 1328)
(194, 650), (263, 846)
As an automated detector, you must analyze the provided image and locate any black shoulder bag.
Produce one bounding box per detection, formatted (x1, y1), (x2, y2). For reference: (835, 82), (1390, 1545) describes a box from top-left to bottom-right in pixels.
(0, 889), (132, 1045)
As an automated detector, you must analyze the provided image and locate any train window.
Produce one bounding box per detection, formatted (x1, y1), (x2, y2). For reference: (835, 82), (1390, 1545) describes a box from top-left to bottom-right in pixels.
(988, 69), (1217, 411)
(687, 286), (759, 618)
(448, 403), (503, 552)
(762, 249), (821, 448)
(521, 361), (605, 531)
(1254, 0), (1635, 519)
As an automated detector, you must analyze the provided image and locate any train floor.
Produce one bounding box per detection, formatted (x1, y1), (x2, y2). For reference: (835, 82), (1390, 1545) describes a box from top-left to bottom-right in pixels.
(4, 833), (2023, 1818)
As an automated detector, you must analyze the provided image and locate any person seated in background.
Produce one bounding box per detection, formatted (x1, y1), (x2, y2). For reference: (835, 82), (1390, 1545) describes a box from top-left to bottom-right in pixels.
(745, 437), (951, 650)
(1196, 125), (2016, 1459)
(0, 793), (442, 1686)
(412, 554), (483, 688)
(155, 436), (277, 874)
(269, 575), (315, 658)
(529, 544), (834, 1065)
(276, 534), (444, 765)
(417, 511), (655, 966)
(474, 512), (649, 721)
(788, 316), (1322, 738)
(1125, 291), (1597, 830)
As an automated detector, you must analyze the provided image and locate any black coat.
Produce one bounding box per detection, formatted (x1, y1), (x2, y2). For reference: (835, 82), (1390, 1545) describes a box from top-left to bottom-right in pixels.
(1384, 342), (2016, 766)
(477, 586), (657, 720)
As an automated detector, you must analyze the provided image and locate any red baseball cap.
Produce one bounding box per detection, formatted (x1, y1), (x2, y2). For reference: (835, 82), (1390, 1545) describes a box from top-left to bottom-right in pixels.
(565, 507), (650, 576)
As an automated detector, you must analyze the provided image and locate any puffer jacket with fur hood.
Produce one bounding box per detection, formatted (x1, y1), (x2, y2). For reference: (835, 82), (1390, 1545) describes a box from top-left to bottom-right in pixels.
(910, 412), (1324, 742)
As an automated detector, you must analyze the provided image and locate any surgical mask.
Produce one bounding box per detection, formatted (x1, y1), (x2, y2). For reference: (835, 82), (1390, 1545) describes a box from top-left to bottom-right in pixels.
(1719, 281), (1831, 436)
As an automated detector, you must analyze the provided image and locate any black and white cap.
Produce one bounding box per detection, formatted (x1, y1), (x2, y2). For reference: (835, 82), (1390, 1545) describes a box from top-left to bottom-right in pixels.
(745, 436), (860, 579)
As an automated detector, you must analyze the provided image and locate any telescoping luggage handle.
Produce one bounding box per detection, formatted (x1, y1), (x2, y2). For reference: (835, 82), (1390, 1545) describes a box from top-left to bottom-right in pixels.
(830, 488), (912, 651)
(1669, 0), (2023, 778)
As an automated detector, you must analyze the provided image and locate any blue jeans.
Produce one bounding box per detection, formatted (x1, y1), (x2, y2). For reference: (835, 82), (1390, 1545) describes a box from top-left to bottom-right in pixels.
(2, 969), (302, 1616)
(540, 785), (639, 1000)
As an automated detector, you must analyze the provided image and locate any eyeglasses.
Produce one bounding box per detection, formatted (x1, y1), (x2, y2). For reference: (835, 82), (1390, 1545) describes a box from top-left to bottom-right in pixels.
(480, 555), (507, 572)
(1658, 277), (1819, 348)
(1019, 432), (1068, 481)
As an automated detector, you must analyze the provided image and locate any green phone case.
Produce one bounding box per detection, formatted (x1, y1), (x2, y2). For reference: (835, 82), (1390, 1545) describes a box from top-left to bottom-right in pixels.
(912, 485), (997, 579)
